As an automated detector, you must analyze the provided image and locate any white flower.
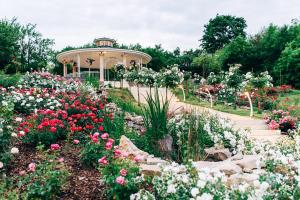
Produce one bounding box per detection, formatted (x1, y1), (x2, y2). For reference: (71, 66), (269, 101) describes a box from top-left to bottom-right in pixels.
(167, 184), (176, 194)
(11, 147), (19, 154)
(0, 161), (3, 169)
(11, 132), (18, 137)
(197, 193), (213, 200)
(191, 188), (199, 197)
(197, 180), (206, 188)
(15, 117), (23, 122)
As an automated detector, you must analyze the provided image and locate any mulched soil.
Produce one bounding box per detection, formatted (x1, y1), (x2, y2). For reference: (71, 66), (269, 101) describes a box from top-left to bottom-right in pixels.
(8, 142), (108, 200)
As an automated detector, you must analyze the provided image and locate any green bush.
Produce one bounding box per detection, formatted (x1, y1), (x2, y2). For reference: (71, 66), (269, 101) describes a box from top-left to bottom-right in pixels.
(17, 147), (69, 199)
(0, 72), (21, 88)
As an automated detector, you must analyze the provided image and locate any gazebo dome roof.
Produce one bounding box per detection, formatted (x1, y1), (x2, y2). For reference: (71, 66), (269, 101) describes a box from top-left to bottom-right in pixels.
(94, 37), (116, 47)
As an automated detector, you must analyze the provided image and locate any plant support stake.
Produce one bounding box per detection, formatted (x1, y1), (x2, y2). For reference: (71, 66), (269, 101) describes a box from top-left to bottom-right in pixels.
(245, 91), (253, 117)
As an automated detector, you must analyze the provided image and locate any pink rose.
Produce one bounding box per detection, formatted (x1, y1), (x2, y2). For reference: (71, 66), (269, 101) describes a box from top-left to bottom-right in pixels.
(93, 132), (100, 137)
(98, 156), (108, 165)
(19, 170), (26, 176)
(73, 139), (80, 144)
(120, 169), (127, 176)
(105, 142), (113, 150)
(108, 138), (114, 143)
(28, 163), (36, 172)
(50, 144), (60, 151)
(58, 157), (64, 163)
(134, 155), (143, 163)
(114, 149), (122, 157)
(101, 133), (109, 140)
(116, 176), (126, 185)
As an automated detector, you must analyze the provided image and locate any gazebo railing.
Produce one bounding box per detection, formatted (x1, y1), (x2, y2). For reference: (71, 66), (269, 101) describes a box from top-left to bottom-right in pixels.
(67, 70), (111, 81)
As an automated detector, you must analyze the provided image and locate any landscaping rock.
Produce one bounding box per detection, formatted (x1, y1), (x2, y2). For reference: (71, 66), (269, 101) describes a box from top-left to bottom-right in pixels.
(233, 155), (263, 171)
(228, 173), (259, 186)
(119, 135), (149, 161)
(230, 152), (244, 161)
(146, 157), (168, 165)
(131, 116), (144, 125)
(157, 134), (173, 153)
(193, 160), (242, 176)
(139, 164), (161, 176)
(205, 147), (232, 161)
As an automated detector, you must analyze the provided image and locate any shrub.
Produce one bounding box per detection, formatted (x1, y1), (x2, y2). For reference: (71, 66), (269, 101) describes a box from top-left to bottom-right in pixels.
(17, 147), (69, 199)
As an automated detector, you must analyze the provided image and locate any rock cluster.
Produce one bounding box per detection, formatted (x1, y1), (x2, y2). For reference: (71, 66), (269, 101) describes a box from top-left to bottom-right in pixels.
(119, 135), (266, 186)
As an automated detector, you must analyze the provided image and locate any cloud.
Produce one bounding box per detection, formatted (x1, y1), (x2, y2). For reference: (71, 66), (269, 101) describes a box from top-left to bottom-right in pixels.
(0, 0), (299, 51)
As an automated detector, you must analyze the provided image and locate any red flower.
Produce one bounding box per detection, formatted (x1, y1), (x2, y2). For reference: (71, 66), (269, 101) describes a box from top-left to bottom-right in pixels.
(98, 126), (104, 131)
(50, 126), (57, 133)
(50, 144), (60, 151)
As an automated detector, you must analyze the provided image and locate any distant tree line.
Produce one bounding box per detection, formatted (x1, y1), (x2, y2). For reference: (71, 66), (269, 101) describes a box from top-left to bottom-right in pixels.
(0, 18), (54, 73)
(1, 16), (299, 88)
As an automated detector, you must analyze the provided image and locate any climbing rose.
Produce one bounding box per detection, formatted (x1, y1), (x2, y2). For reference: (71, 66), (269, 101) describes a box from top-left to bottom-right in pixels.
(116, 176), (126, 185)
(50, 144), (60, 151)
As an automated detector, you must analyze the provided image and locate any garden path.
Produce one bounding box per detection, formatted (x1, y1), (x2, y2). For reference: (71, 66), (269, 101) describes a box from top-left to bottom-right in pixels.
(111, 81), (284, 143)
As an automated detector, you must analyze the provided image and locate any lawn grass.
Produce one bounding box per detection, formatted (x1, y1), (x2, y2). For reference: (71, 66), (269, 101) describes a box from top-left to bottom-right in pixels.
(276, 90), (300, 118)
(172, 88), (264, 118)
(107, 88), (144, 115)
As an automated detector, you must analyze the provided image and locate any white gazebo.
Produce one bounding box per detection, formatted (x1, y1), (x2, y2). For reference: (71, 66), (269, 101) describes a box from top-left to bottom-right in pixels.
(56, 37), (152, 82)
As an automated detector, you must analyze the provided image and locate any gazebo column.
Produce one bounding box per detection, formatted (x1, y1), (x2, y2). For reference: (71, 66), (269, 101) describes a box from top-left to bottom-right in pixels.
(77, 54), (81, 78)
(72, 66), (76, 78)
(63, 63), (67, 77)
(140, 58), (143, 70)
(99, 53), (104, 82)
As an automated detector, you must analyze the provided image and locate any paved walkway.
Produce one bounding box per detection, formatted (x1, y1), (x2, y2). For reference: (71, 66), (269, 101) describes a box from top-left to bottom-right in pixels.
(111, 81), (283, 143)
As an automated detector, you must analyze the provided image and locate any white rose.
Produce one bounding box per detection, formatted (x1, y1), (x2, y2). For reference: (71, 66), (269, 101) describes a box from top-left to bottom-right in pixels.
(11, 147), (19, 154)
(191, 188), (199, 197)
(0, 161), (3, 168)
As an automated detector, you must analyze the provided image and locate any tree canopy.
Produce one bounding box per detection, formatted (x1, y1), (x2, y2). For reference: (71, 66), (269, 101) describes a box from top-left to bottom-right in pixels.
(201, 15), (247, 53)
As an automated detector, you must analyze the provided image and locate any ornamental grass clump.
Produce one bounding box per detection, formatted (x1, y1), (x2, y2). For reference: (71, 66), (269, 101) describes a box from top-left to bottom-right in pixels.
(142, 88), (169, 155)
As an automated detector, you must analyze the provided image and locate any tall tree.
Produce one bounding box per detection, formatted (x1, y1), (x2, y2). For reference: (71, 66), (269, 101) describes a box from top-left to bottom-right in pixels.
(0, 18), (21, 71)
(201, 15), (247, 53)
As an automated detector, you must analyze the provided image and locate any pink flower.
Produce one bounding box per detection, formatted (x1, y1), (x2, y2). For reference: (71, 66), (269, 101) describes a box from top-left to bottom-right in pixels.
(93, 132), (100, 138)
(58, 157), (64, 163)
(105, 141), (113, 150)
(134, 155), (143, 163)
(108, 138), (114, 144)
(98, 156), (108, 165)
(114, 149), (122, 157)
(50, 144), (60, 151)
(28, 163), (36, 172)
(19, 170), (26, 176)
(73, 139), (80, 144)
(268, 120), (280, 130)
(101, 133), (109, 140)
(120, 169), (127, 176)
(116, 176), (126, 185)
(122, 152), (129, 158)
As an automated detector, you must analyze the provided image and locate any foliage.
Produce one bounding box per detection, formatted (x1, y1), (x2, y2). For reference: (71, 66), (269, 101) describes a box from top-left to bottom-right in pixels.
(16, 147), (69, 200)
(191, 53), (221, 77)
(97, 134), (142, 200)
(107, 88), (143, 115)
(0, 18), (54, 73)
(142, 89), (169, 155)
(264, 110), (297, 132)
(159, 65), (184, 88)
(0, 72), (21, 88)
(275, 35), (300, 88)
(201, 15), (247, 53)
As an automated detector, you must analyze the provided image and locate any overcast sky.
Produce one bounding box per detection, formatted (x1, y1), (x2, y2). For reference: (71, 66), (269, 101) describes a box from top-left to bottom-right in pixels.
(0, 0), (299, 51)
